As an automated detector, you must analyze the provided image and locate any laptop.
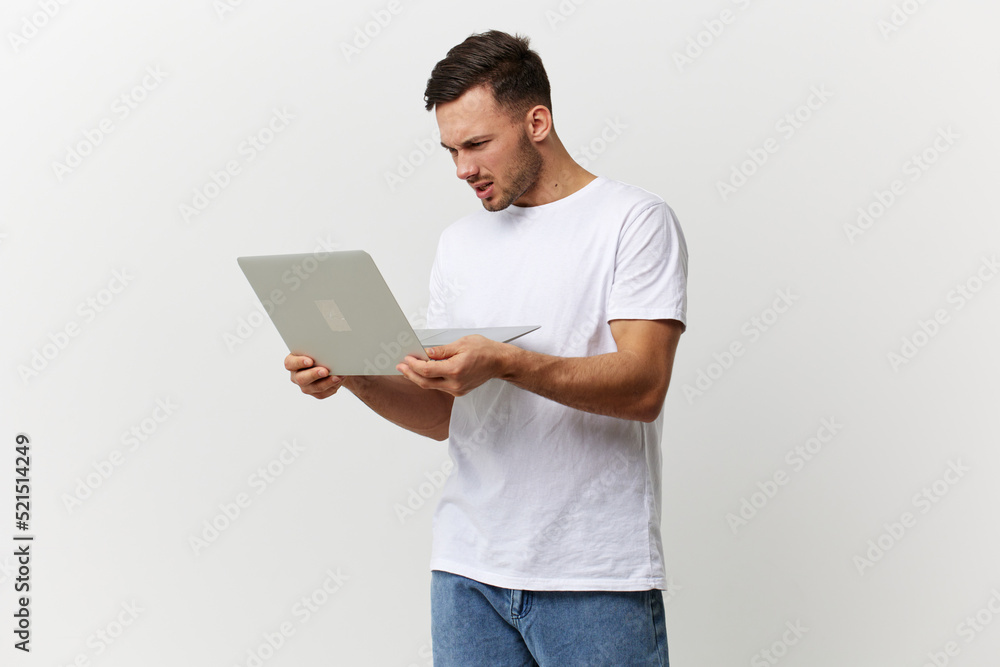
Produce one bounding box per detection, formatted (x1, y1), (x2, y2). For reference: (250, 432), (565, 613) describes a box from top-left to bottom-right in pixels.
(237, 250), (539, 375)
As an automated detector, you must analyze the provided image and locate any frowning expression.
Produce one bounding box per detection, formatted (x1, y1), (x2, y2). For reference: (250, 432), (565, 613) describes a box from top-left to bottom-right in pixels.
(436, 85), (543, 212)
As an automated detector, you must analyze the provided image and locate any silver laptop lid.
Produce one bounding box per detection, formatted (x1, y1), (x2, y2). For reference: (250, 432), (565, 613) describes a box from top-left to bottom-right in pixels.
(237, 250), (428, 375)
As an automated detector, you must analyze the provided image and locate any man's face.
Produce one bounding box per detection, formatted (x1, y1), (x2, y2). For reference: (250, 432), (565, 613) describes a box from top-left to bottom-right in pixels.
(436, 86), (543, 212)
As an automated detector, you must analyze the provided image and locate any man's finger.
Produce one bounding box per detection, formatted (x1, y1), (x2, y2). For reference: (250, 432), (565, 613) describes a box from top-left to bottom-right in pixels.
(284, 354), (314, 371)
(399, 362), (443, 388)
(300, 372), (344, 395)
(397, 362), (421, 385)
(426, 343), (458, 359)
(291, 366), (332, 387)
(406, 355), (452, 380)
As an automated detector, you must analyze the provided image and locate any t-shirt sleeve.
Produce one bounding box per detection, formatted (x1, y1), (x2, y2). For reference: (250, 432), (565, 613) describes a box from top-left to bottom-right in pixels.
(606, 201), (688, 331)
(425, 235), (450, 329)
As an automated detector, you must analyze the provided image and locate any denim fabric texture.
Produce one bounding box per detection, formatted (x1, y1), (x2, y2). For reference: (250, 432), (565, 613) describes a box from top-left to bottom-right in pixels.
(431, 570), (670, 666)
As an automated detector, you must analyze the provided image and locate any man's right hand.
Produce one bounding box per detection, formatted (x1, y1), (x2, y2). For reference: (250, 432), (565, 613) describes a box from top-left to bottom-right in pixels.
(285, 354), (346, 399)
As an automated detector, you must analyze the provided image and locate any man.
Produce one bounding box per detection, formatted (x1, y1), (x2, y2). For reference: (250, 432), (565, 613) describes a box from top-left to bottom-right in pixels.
(286, 30), (687, 666)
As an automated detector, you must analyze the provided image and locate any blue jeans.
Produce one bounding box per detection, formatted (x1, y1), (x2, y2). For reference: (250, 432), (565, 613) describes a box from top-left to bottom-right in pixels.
(430, 570), (669, 666)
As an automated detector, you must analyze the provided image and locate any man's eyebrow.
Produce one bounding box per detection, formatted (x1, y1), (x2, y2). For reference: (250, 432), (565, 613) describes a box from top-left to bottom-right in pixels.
(440, 135), (491, 150)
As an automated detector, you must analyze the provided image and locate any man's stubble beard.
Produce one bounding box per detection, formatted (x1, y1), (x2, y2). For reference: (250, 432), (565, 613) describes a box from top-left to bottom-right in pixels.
(482, 130), (544, 212)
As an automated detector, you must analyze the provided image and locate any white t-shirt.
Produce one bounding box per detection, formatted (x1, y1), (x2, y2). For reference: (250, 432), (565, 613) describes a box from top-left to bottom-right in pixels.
(424, 176), (688, 591)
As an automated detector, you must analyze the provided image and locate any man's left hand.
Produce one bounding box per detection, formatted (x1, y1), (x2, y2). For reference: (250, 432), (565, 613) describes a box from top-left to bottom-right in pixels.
(397, 335), (508, 396)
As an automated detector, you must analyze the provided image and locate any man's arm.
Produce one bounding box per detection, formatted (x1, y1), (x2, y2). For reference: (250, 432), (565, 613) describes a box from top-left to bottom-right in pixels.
(504, 318), (683, 422)
(285, 355), (454, 440)
(345, 374), (455, 440)
(396, 318), (684, 423)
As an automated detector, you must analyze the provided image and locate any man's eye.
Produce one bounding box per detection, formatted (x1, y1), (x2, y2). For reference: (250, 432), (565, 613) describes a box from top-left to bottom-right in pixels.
(470, 141), (486, 147)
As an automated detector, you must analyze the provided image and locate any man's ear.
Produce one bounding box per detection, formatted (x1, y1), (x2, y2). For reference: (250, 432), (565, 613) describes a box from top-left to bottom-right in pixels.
(524, 105), (553, 143)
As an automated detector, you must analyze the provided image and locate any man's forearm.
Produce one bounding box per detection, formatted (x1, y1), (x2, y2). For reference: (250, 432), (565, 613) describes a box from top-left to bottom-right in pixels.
(499, 347), (665, 423)
(343, 375), (453, 440)
(397, 320), (682, 422)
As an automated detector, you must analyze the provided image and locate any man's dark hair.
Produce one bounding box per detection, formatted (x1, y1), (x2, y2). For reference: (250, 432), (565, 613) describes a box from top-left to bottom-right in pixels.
(423, 30), (552, 119)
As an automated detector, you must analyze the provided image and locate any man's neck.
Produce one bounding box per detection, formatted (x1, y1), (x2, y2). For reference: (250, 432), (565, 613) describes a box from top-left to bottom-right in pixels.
(515, 161), (596, 207)
(514, 135), (597, 207)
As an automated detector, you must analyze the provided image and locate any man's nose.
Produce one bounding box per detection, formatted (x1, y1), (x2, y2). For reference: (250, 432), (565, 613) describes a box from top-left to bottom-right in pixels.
(455, 153), (478, 181)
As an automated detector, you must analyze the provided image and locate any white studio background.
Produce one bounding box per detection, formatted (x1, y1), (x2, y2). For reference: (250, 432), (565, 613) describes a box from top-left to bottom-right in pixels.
(2, 0), (999, 665)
